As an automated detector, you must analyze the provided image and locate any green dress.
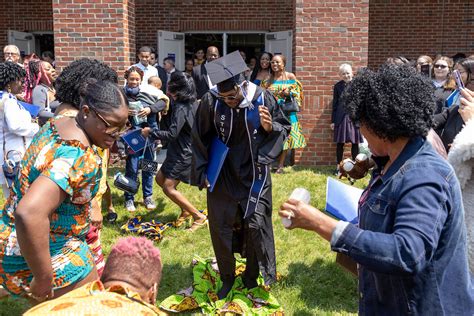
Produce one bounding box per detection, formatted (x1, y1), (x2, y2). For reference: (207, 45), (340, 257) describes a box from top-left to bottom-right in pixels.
(264, 79), (307, 150)
(0, 117), (102, 296)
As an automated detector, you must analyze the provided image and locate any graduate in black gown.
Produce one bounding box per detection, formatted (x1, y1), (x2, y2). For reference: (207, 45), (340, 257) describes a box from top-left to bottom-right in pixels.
(192, 51), (291, 299)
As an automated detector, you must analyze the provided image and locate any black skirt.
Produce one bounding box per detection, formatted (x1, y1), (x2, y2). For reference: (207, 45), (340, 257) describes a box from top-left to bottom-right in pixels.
(334, 115), (363, 144)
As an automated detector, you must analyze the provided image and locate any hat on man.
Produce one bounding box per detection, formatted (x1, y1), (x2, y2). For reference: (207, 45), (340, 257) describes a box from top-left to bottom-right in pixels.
(205, 51), (248, 91)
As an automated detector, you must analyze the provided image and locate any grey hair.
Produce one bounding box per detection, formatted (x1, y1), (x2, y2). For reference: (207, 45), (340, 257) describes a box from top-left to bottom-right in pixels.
(339, 63), (352, 73)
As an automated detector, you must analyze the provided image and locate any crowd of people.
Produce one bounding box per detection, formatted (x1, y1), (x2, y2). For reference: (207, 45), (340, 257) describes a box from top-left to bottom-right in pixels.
(0, 42), (472, 315)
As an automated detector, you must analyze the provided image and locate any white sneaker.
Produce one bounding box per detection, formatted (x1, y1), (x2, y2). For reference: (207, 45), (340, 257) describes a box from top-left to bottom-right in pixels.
(144, 196), (156, 210)
(125, 200), (136, 212)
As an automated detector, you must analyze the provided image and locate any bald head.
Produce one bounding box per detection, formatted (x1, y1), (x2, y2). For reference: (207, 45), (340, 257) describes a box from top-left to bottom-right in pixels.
(206, 46), (220, 62)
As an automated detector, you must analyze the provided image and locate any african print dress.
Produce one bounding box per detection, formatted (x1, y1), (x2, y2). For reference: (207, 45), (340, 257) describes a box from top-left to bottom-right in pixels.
(0, 117), (102, 296)
(265, 79), (307, 150)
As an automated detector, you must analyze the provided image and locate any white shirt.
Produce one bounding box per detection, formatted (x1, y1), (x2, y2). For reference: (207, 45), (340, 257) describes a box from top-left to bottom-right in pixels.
(132, 62), (158, 87)
(0, 93), (40, 183)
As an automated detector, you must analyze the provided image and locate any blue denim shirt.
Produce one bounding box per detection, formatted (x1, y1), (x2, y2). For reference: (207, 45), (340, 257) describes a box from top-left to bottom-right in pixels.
(331, 137), (474, 315)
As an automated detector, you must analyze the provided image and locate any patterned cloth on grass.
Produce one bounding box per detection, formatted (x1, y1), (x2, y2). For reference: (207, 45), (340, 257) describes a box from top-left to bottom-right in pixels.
(121, 210), (207, 242)
(160, 256), (284, 315)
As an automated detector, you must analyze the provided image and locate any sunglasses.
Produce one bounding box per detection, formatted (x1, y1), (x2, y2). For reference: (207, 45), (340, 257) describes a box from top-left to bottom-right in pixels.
(216, 87), (240, 101)
(89, 106), (129, 137)
(434, 64), (448, 69)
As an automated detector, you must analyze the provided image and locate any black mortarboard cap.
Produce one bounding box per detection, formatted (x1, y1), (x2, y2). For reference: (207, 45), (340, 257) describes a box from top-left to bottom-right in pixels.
(205, 50), (249, 86)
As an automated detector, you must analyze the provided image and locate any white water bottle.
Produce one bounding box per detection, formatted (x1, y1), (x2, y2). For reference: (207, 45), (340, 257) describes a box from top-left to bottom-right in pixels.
(281, 188), (311, 228)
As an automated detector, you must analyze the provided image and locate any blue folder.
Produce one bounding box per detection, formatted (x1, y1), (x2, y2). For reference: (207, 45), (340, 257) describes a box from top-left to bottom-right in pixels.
(19, 101), (42, 117)
(0, 92), (42, 117)
(325, 177), (362, 224)
(121, 128), (146, 154)
(446, 90), (460, 108)
(207, 137), (229, 192)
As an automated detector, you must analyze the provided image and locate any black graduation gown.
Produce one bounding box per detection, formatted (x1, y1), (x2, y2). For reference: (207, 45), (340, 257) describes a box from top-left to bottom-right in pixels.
(150, 101), (197, 183)
(192, 84), (291, 285)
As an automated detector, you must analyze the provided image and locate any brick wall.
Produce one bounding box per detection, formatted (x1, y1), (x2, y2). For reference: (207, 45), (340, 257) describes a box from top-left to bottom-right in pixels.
(369, 0), (474, 68)
(52, 0), (136, 80)
(0, 0), (53, 52)
(135, 0), (294, 51)
(295, 0), (370, 166)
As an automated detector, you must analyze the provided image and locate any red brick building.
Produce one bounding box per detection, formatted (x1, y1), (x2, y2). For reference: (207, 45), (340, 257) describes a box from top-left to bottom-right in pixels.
(1, 1), (473, 166)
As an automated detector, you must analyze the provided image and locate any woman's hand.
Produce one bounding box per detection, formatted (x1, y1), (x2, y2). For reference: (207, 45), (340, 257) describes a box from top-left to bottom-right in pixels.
(259, 106), (273, 133)
(128, 109), (136, 116)
(90, 198), (103, 229)
(279, 199), (321, 231)
(138, 107), (151, 118)
(141, 127), (151, 138)
(28, 276), (54, 302)
(459, 88), (474, 123)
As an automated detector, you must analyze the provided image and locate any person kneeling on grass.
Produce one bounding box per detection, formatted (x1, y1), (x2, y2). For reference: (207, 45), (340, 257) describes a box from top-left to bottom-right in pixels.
(141, 71), (207, 231)
(24, 237), (165, 315)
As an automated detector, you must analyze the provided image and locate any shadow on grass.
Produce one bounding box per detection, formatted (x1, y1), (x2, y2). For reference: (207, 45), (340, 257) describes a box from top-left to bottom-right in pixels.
(285, 258), (358, 313)
(156, 262), (194, 301)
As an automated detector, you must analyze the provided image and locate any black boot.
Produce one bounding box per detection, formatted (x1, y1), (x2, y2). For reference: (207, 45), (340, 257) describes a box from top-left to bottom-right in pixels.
(217, 278), (235, 299)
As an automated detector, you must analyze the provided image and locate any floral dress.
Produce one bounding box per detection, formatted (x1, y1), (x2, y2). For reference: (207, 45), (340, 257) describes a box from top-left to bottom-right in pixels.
(264, 79), (307, 150)
(0, 117), (102, 296)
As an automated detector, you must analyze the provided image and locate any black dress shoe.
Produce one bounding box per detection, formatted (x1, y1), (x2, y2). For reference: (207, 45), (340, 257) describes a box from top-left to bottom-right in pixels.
(242, 277), (258, 290)
(217, 279), (234, 299)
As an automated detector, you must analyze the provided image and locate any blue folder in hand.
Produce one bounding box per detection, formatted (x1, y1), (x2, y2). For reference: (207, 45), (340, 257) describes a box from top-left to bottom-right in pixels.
(325, 177), (362, 224)
(19, 101), (42, 117)
(446, 90), (460, 108)
(121, 128), (146, 154)
(206, 137), (229, 192)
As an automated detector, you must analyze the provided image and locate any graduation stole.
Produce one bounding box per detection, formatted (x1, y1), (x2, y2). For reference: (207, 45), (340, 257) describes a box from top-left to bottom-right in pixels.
(213, 91), (268, 219)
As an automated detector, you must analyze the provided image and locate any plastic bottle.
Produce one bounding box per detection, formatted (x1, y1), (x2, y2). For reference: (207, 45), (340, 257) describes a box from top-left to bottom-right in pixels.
(281, 188), (311, 228)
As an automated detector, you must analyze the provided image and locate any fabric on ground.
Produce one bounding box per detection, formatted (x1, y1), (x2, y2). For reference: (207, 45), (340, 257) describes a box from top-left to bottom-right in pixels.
(121, 210), (206, 242)
(160, 256), (283, 315)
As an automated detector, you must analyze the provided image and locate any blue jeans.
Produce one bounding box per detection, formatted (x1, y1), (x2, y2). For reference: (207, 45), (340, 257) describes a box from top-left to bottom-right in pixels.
(124, 146), (154, 201)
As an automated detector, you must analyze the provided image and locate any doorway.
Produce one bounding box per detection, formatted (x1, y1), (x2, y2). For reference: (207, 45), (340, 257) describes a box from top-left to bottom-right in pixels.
(158, 30), (292, 71)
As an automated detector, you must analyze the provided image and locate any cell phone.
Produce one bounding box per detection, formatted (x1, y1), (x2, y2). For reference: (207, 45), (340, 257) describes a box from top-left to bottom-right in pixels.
(453, 69), (465, 90)
(420, 64), (431, 79)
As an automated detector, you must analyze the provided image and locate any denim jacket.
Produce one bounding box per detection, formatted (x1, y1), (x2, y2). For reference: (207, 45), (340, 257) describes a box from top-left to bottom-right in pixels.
(331, 137), (474, 315)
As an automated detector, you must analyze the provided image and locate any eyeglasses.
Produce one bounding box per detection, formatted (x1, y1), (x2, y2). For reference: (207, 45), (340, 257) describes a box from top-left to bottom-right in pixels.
(216, 87), (240, 101)
(89, 106), (129, 137)
(434, 64), (448, 69)
(4, 52), (18, 56)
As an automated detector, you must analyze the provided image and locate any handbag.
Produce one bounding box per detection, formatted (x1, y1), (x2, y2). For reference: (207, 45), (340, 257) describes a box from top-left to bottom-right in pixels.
(2, 150), (22, 188)
(280, 73), (300, 113)
(113, 172), (140, 194)
(281, 95), (300, 112)
(137, 138), (159, 174)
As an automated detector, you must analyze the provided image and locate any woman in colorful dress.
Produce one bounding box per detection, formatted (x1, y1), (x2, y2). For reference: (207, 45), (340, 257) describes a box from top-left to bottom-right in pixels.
(0, 79), (129, 302)
(264, 54), (306, 173)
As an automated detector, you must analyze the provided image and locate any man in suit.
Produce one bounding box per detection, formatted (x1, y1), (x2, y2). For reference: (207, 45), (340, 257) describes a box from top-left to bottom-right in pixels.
(192, 46), (220, 100)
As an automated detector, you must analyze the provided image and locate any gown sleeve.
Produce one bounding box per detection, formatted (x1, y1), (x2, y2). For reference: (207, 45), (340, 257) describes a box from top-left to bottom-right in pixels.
(256, 90), (291, 164)
(191, 93), (215, 188)
(149, 104), (186, 142)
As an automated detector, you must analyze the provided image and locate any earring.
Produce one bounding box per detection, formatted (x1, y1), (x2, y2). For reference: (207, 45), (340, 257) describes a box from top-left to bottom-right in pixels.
(84, 116), (87, 119)
(7, 86), (11, 93)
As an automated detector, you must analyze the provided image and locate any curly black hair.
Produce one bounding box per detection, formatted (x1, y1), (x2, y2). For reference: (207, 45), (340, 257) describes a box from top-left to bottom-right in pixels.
(79, 78), (127, 112)
(167, 71), (196, 103)
(0, 62), (26, 90)
(55, 58), (118, 108)
(343, 64), (435, 142)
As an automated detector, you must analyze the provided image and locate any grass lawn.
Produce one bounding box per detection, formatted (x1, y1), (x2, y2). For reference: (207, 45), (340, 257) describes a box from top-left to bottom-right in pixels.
(0, 166), (369, 315)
